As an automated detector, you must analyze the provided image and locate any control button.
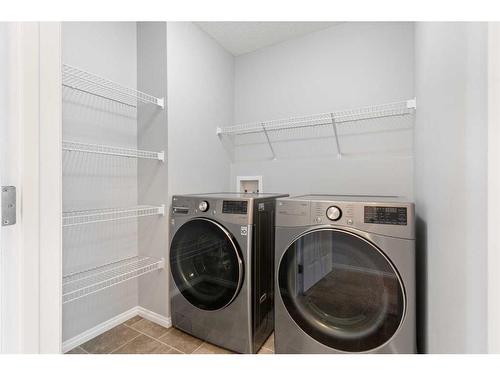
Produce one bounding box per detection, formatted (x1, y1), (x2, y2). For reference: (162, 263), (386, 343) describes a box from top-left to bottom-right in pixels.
(315, 217), (322, 223)
(347, 219), (353, 225)
(326, 206), (342, 221)
(198, 201), (209, 212)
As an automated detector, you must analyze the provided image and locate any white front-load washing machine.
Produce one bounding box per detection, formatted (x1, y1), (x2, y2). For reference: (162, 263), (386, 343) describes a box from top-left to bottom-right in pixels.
(169, 192), (287, 353)
(274, 195), (416, 353)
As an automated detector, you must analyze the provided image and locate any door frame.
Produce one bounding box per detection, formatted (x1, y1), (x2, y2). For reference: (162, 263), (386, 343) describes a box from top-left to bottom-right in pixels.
(0, 22), (62, 353)
(488, 21), (500, 354)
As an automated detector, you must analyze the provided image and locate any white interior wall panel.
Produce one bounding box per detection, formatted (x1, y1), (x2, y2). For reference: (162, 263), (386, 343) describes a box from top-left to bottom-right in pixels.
(414, 22), (488, 353)
(137, 22), (169, 318)
(230, 22), (415, 198)
(62, 22), (139, 341)
(166, 22), (233, 199)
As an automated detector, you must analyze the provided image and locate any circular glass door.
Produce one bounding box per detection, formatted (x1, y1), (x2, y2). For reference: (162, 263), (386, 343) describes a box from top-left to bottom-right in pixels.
(170, 218), (244, 311)
(278, 229), (405, 352)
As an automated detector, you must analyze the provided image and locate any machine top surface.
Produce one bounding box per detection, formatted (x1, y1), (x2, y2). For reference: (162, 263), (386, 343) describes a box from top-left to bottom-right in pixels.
(283, 194), (412, 204)
(180, 192), (289, 200)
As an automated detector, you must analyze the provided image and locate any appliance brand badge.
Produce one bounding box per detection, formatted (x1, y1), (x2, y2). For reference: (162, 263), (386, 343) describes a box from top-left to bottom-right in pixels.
(258, 203), (265, 211)
(240, 226), (248, 236)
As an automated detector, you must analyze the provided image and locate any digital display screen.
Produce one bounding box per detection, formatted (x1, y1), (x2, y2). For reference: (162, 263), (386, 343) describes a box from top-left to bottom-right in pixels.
(364, 206), (407, 226)
(222, 200), (248, 214)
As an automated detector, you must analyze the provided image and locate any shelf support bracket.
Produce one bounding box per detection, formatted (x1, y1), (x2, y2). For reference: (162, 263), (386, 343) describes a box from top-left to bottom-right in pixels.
(158, 151), (165, 162)
(330, 113), (342, 158)
(407, 98), (417, 109)
(159, 258), (166, 269)
(261, 122), (277, 160)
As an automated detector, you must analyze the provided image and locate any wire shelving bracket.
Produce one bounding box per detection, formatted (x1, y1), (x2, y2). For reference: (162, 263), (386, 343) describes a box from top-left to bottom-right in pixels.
(62, 140), (165, 162)
(62, 64), (165, 109)
(62, 205), (165, 227)
(217, 98), (417, 159)
(62, 256), (165, 304)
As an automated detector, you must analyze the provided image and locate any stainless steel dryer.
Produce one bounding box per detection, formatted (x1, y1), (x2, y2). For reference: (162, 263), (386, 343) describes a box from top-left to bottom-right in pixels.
(169, 192), (287, 353)
(275, 195), (416, 354)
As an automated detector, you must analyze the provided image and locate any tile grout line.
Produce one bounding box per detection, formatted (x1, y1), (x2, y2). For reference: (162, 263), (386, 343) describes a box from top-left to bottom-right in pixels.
(154, 326), (204, 354)
(192, 342), (209, 354)
(152, 324), (205, 353)
(65, 345), (90, 354)
(191, 340), (205, 354)
(125, 323), (183, 353)
(76, 346), (89, 354)
(143, 321), (228, 354)
(108, 329), (142, 354)
(127, 321), (175, 346)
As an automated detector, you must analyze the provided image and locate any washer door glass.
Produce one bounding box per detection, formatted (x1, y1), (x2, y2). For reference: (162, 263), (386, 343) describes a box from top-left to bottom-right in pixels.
(170, 218), (243, 311)
(278, 229), (405, 352)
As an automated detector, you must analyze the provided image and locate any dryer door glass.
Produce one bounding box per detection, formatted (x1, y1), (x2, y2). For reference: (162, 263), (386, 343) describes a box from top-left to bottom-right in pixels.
(170, 218), (244, 311)
(278, 229), (405, 352)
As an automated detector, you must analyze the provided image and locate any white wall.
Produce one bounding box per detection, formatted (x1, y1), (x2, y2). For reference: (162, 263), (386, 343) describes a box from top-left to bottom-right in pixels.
(230, 22), (415, 197)
(166, 22), (234, 316)
(167, 22), (233, 198)
(62, 22), (139, 341)
(488, 22), (500, 354)
(137, 22), (169, 318)
(414, 22), (488, 353)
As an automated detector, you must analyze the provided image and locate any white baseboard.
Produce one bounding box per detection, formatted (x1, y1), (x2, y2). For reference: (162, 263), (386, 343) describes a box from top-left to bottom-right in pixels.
(137, 306), (172, 329)
(62, 306), (171, 353)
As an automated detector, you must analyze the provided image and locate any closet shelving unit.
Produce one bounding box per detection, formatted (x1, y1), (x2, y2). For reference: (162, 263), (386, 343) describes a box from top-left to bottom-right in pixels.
(62, 141), (165, 161)
(62, 63), (166, 304)
(62, 64), (165, 108)
(62, 256), (165, 304)
(62, 205), (165, 227)
(216, 98), (416, 159)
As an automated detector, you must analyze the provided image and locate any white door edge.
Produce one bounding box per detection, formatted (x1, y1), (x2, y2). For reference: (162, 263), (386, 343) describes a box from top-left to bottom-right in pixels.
(488, 21), (500, 354)
(0, 22), (62, 354)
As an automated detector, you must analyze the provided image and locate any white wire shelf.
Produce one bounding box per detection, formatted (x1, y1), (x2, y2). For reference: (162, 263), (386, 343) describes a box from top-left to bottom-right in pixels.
(216, 99), (416, 159)
(62, 205), (165, 227)
(62, 256), (165, 304)
(62, 140), (165, 161)
(62, 64), (164, 108)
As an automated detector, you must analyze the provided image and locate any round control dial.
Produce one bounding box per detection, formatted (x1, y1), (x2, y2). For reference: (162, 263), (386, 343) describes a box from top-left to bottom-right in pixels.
(198, 201), (209, 212)
(326, 206), (342, 221)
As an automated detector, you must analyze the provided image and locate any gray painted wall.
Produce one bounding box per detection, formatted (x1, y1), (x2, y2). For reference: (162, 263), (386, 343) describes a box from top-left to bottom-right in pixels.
(414, 22), (488, 353)
(166, 22), (234, 317)
(230, 22), (415, 198)
(137, 22), (169, 317)
(62, 22), (139, 341)
(166, 22), (233, 197)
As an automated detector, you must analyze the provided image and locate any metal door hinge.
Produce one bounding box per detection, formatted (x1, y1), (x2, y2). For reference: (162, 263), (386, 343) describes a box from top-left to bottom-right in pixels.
(1, 186), (16, 226)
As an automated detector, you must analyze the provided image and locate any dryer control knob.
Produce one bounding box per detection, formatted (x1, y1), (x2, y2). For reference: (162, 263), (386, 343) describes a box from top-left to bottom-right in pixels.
(198, 201), (209, 212)
(326, 206), (342, 221)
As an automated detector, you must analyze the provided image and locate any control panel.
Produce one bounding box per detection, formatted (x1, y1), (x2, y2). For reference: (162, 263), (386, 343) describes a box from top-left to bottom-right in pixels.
(364, 206), (407, 226)
(222, 200), (248, 214)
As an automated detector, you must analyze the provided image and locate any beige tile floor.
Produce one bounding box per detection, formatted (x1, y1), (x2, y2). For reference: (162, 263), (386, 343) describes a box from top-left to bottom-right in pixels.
(66, 315), (275, 354)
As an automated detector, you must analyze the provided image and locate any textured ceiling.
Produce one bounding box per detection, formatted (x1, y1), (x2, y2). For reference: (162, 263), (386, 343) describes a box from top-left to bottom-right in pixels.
(195, 22), (342, 56)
